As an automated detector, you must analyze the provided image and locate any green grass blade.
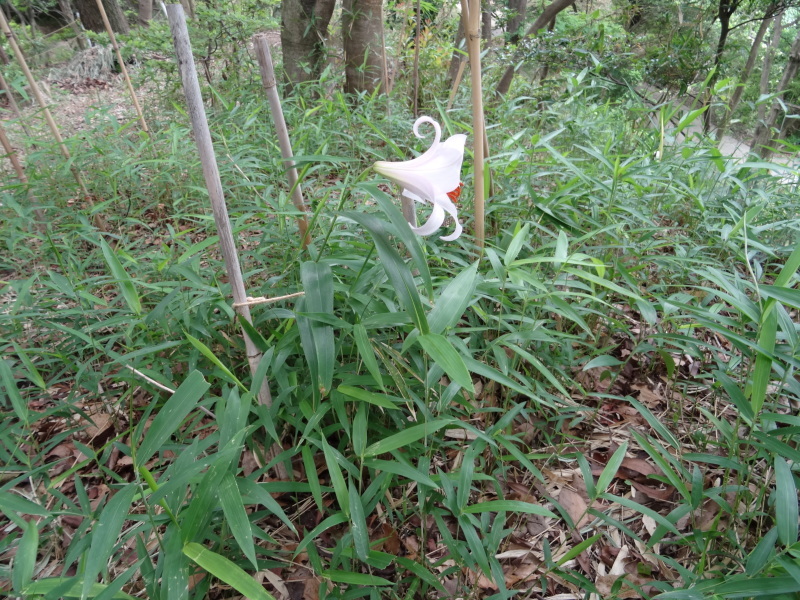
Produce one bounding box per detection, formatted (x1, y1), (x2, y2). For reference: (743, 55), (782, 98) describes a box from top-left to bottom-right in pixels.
(462, 499), (556, 518)
(81, 484), (138, 600)
(135, 370), (210, 467)
(12, 519), (38, 593)
(183, 542), (276, 600)
(99, 238), (141, 316)
(418, 333), (474, 393)
(363, 418), (452, 458)
(218, 473), (258, 570)
(773, 456), (798, 546)
(349, 480), (370, 561)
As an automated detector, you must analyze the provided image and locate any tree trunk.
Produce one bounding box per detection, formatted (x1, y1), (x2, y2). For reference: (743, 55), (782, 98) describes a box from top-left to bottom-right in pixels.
(495, 0), (575, 97)
(280, 0), (336, 91)
(717, 5), (776, 140)
(506, 0), (526, 43)
(481, 0), (492, 45)
(57, 0), (89, 49)
(74, 0), (129, 34)
(758, 10), (784, 124)
(537, 15), (557, 82)
(447, 14), (466, 84)
(342, 0), (385, 95)
(752, 27), (800, 159)
(138, 0), (152, 26)
(703, 0), (741, 132)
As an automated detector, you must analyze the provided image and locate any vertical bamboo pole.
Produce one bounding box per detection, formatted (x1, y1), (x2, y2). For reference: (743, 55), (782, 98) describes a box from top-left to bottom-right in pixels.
(0, 120), (44, 224)
(167, 5), (275, 412)
(461, 0), (486, 249)
(94, 0), (151, 139)
(0, 69), (35, 139)
(252, 34), (310, 248)
(0, 7), (99, 224)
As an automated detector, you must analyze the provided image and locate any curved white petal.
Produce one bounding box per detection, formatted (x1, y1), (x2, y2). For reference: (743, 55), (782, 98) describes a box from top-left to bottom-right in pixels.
(411, 203), (446, 236)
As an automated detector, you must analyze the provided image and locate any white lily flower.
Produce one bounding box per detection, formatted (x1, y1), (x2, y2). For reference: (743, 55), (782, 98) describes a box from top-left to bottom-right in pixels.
(373, 116), (466, 241)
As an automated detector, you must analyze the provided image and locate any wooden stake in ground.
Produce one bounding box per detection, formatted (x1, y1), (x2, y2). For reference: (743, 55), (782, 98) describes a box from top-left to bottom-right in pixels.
(461, 0), (486, 250)
(252, 34), (310, 248)
(0, 7), (102, 228)
(94, 0), (151, 139)
(167, 5), (276, 414)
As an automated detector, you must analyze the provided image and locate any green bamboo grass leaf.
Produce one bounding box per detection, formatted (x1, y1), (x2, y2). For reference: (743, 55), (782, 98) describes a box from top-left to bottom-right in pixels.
(22, 579), (137, 600)
(462, 500), (556, 518)
(353, 324), (385, 390)
(81, 484), (138, 600)
(418, 333), (474, 393)
(0, 491), (50, 517)
(183, 542), (276, 600)
(427, 261), (479, 334)
(294, 514), (348, 557)
(582, 355), (624, 370)
(337, 385), (400, 409)
(595, 442), (628, 499)
(396, 557), (447, 593)
(750, 309), (777, 416)
(504, 343), (569, 397)
(11, 343), (46, 390)
(745, 527), (778, 575)
(322, 570), (393, 586)
(363, 419), (452, 457)
(504, 223), (530, 266)
(364, 458), (438, 488)
(237, 478), (297, 534)
(556, 532), (602, 566)
(554, 230), (569, 269)
(348, 481), (369, 561)
(217, 473), (258, 570)
(184, 332), (245, 390)
(12, 519), (37, 592)
(563, 266), (643, 300)
(713, 370), (755, 424)
(601, 492), (680, 537)
(711, 576), (800, 597)
(364, 183), (433, 296)
(301, 446), (325, 512)
(298, 262), (335, 399)
(342, 210), (429, 334)
(99, 239), (141, 316)
(773, 456), (798, 546)
(135, 370), (210, 467)
(0, 359), (29, 426)
(321, 437), (350, 517)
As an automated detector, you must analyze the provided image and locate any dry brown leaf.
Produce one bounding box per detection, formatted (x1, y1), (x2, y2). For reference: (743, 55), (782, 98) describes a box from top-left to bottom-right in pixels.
(558, 487), (592, 529)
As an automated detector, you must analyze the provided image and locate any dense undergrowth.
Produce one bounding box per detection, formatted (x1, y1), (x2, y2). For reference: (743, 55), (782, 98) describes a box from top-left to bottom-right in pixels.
(2, 28), (800, 600)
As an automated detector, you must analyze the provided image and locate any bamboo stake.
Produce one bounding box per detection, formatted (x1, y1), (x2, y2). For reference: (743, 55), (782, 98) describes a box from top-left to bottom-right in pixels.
(0, 7), (102, 227)
(0, 119), (44, 224)
(93, 0), (151, 139)
(461, 0), (486, 250)
(167, 6), (282, 422)
(252, 34), (310, 248)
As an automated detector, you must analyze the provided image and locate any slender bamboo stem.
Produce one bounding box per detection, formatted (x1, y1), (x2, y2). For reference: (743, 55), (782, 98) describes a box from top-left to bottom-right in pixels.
(252, 34), (310, 248)
(0, 7), (99, 224)
(461, 0), (486, 250)
(167, 5), (274, 406)
(0, 119), (44, 224)
(412, 0), (422, 117)
(93, 0), (151, 139)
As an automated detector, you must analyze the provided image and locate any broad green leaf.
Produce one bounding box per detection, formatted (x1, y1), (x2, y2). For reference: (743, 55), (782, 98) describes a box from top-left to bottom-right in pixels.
(22, 578), (136, 600)
(595, 442), (628, 499)
(504, 223), (530, 266)
(745, 527), (778, 575)
(321, 437), (349, 517)
(582, 355), (624, 370)
(462, 499), (556, 518)
(774, 456), (798, 546)
(135, 370), (210, 467)
(184, 332), (245, 390)
(337, 385), (400, 409)
(418, 333), (474, 393)
(349, 481), (369, 561)
(342, 210), (429, 334)
(363, 419), (452, 458)
(427, 261), (479, 335)
(218, 473), (257, 570)
(364, 458), (438, 489)
(183, 542), (275, 600)
(322, 570), (392, 586)
(100, 239), (141, 316)
(556, 532), (602, 566)
(237, 478), (297, 534)
(0, 490), (50, 517)
(12, 519), (38, 592)
(0, 358), (29, 426)
(81, 484), (138, 600)
(353, 324), (385, 390)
